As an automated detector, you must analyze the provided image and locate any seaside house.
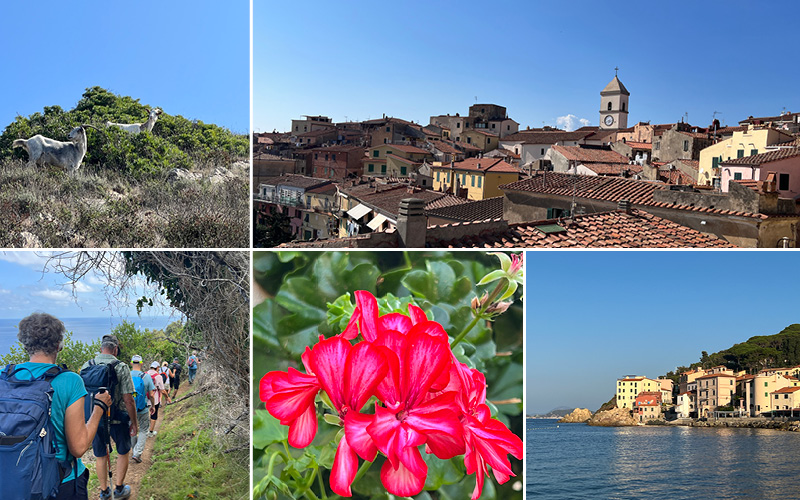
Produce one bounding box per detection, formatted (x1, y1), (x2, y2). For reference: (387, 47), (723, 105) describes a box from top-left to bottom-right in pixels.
(771, 386), (800, 415)
(616, 376), (660, 409)
(634, 392), (662, 423)
(746, 372), (799, 416)
(676, 392), (696, 419)
(696, 369), (736, 417)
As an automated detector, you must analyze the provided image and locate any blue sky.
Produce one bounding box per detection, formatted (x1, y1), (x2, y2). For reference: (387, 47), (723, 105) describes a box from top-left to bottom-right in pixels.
(0, 252), (173, 320)
(526, 251), (800, 415)
(1, 1), (248, 133)
(254, 0), (800, 133)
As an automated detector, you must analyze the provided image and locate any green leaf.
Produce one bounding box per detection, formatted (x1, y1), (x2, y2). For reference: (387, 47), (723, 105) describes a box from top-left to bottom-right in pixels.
(423, 455), (465, 490)
(253, 410), (288, 450)
(487, 251), (512, 272)
(477, 269), (507, 286)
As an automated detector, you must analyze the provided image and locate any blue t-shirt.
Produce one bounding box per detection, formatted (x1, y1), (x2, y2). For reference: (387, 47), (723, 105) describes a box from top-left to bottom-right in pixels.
(131, 369), (156, 412)
(12, 362), (87, 483)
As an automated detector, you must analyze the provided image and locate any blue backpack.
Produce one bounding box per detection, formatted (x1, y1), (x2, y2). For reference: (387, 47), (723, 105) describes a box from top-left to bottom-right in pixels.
(0, 364), (71, 500)
(132, 371), (148, 412)
(80, 359), (125, 422)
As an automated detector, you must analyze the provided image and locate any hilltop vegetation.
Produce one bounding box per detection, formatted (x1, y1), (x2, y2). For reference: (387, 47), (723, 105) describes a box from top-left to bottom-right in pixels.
(0, 87), (249, 247)
(663, 324), (800, 379)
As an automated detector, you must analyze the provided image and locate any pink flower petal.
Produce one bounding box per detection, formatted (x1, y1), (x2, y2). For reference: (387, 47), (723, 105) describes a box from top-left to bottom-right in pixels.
(344, 410), (378, 461)
(261, 368), (319, 422)
(288, 403), (318, 448)
(402, 330), (451, 407)
(344, 341), (388, 412)
(330, 433), (358, 497)
(407, 303), (428, 325)
(307, 336), (350, 410)
(355, 291), (379, 342)
(380, 457), (426, 498)
(379, 313), (412, 334)
(341, 307), (361, 340)
(368, 404), (404, 467)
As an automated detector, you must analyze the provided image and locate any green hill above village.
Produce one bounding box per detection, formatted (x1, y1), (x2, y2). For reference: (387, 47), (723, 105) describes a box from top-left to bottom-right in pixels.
(664, 324), (800, 381)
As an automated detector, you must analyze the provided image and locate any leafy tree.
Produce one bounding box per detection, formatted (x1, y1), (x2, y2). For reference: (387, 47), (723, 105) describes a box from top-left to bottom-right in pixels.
(253, 207), (293, 247)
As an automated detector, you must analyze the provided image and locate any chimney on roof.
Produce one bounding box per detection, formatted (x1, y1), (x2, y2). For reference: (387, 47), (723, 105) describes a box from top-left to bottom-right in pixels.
(397, 198), (426, 248)
(618, 199), (632, 214)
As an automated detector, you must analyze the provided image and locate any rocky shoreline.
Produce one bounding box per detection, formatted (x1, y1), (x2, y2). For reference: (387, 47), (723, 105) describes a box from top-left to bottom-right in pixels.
(580, 408), (800, 431)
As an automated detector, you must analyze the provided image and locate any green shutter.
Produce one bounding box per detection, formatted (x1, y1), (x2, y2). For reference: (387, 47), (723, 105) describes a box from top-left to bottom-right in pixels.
(373, 150), (379, 158)
(712, 157), (719, 169)
(368, 164), (374, 172)
(737, 150), (744, 158)
(401, 166), (407, 175)
(471, 175), (475, 187)
(734, 172), (742, 180)
(478, 177), (482, 188)
(381, 164), (386, 174)
(751, 149), (758, 155)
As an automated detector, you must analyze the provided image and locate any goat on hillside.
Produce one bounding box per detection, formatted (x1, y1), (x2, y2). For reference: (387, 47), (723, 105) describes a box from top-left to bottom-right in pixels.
(12, 125), (94, 173)
(106, 107), (162, 134)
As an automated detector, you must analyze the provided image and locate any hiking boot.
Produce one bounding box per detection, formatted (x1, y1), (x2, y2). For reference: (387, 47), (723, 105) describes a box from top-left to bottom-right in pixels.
(113, 484), (132, 499)
(99, 488), (111, 500)
(131, 455), (142, 463)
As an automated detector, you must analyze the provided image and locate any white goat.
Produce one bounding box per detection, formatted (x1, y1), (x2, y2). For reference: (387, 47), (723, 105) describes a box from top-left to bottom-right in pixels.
(12, 125), (93, 173)
(106, 107), (162, 134)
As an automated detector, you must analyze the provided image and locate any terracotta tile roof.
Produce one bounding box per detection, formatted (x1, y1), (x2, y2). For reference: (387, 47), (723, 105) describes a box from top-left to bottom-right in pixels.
(466, 129), (499, 137)
(501, 172), (780, 220)
(499, 130), (594, 144)
(696, 373), (735, 380)
(674, 159), (700, 170)
(447, 158), (523, 174)
(386, 153), (422, 165)
(309, 145), (364, 153)
(426, 197), (504, 222)
(297, 129), (336, 138)
(740, 112), (800, 124)
(552, 145), (629, 164)
(714, 126), (748, 135)
(772, 387), (800, 394)
(679, 131), (711, 140)
(773, 137), (800, 147)
(385, 144), (431, 155)
(426, 209), (735, 248)
(658, 169), (695, 185)
(430, 140), (461, 155)
(260, 174), (332, 190)
(625, 141), (652, 149)
(732, 179), (760, 193)
(582, 163), (643, 175)
(343, 184), (467, 217)
(452, 140), (482, 152)
(721, 147), (800, 166)
(424, 194), (469, 210)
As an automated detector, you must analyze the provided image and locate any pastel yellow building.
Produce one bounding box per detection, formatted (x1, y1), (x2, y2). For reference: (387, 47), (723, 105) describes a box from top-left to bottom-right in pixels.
(697, 126), (793, 187)
(431, 158), (522, 200)
(616, 376), (660, 410)
(364, 144), (433, 177)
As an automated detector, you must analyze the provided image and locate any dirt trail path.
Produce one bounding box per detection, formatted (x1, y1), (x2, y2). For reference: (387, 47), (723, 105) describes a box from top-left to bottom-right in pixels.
(123, 380), (191, 499)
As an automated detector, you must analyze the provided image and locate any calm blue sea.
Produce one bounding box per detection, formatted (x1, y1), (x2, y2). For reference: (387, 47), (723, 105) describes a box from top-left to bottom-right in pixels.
(527, 418), (800, 500)
(0, 316), (176, 357)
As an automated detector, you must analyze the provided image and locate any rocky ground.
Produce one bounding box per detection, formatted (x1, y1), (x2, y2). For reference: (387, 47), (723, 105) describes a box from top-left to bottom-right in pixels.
(587, 407), (638, 426)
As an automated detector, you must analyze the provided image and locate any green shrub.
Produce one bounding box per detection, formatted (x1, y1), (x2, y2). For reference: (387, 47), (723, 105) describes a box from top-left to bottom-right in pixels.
(0, 86), (247, 177)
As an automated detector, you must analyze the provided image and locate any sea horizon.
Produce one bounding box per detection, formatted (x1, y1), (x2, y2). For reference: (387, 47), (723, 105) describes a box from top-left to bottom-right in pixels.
(0, 315), (180, 357)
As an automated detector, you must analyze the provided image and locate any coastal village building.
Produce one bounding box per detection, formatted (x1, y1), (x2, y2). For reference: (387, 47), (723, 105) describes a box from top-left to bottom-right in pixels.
(676, 392), (696, 419)
(548, 145), (636, 177)
(680, 367), (708, 394)
(697, 126), (794, 188)
(658, 378), (674, 405)
(599, 75), (630, 130)
(634, 392), (662, 423)
(499, 130), (595, 173)
(744, 371), (799, 416)
(651, 123), (712, 163)
(309, 145), (365, 180)
(719, 148), (800, 199)
(291, 115), (334, 135)
(431, 158), (523, 200)
(771, 386), (800, 415)
(616, 376), (660, 410)
(364, 144), (433, 178)
(430, 104), (519, 141)
(739, 111), (800, 134)
(696, 369), (736, 417)
(254, 175), (338, 241)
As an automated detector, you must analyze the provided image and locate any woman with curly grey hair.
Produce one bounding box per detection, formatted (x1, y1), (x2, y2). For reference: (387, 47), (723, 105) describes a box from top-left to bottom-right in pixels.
(8, 313), (111, 500)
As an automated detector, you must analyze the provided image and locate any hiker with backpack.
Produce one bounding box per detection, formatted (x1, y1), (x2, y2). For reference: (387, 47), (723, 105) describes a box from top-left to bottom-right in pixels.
(0, 312), (111, 500)
(80, 335), (137, 500)
(145, 362), (166, 437)
(186, 351), (199, 385)
(168, 357), (182, 400)
(159, 361), (173, 405)
(129, 355), (156, 464)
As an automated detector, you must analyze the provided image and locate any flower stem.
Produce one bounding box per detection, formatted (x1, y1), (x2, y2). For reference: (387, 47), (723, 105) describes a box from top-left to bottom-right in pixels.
(316, 466), (328, 500)
(266, 450), (281, 478)
(351, 459), (374, 489)
(451, 278), (507, 349)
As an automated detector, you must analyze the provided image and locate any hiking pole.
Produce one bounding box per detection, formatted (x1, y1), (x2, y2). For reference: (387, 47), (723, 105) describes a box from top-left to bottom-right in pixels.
(98, 387), (113, 484)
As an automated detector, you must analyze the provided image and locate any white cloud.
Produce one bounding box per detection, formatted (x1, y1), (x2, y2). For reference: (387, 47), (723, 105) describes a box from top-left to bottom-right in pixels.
(86, 274), (106, 286)
(72, 282), (93, 293)
(0, 251), (51, 270)
(555, 114), (591, 132)
(31, 289), (71, 301)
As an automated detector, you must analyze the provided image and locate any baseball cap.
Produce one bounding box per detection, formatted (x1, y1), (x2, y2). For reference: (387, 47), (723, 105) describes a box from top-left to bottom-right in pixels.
(102, 334), (120, 347)
(151, 361), (160, 369)
(131, 355), (143, 364)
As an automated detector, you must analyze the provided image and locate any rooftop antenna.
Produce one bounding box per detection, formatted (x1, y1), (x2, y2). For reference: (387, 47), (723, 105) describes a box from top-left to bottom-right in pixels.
(475, 96), (478, 103)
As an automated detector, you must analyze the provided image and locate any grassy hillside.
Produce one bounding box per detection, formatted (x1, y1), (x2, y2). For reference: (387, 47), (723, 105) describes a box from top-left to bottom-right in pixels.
(0, 87), (249, 247)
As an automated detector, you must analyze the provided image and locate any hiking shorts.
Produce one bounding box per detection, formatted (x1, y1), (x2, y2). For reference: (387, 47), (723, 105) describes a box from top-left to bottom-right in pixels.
(172, 376), (181, 389)
(151, 402), (160, 421)
(93, 420), (132, 457)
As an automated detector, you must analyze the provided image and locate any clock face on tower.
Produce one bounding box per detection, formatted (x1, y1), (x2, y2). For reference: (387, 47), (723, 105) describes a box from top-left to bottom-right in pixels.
(604, 115), (615, 126)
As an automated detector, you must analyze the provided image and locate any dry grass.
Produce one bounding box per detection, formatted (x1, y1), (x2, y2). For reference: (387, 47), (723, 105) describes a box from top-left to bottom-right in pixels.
(0, 159), (249, 248)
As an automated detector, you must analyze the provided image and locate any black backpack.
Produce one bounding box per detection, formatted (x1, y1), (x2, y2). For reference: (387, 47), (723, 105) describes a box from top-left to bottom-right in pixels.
(0, 364), (72, 500)
(80, 359), (127, 422)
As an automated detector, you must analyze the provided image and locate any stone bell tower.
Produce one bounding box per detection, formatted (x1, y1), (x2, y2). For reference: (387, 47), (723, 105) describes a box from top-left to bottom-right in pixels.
(599, 69), (629, 130)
